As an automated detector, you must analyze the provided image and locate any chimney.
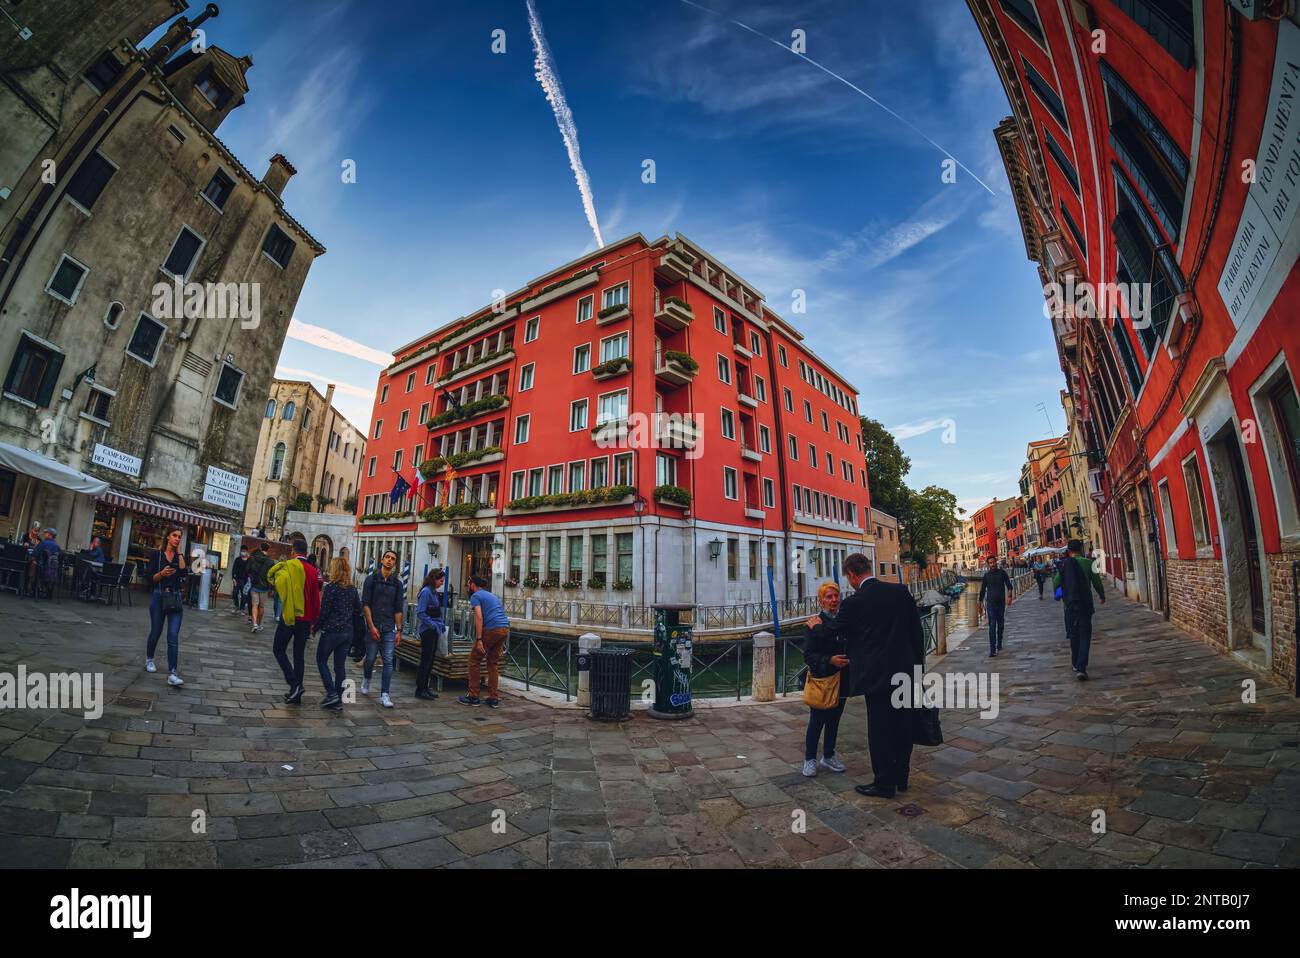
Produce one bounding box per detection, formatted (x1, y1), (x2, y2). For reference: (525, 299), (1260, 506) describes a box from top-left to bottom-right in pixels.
(263, 153), (297, 197)
(324, 384), (335, 409)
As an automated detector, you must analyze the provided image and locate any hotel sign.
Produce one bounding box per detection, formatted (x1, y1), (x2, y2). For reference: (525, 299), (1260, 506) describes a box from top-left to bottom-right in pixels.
(91, 443), (141, 478)
(1218, 19), (1300, 327)
(450, 520), (494, 535)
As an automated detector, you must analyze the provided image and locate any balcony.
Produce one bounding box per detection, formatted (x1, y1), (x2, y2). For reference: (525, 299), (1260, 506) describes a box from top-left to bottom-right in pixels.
(654, 297), (693, 331)
(656, 412), (701, 451)
(596, 303), (630, 326)
(426, 394), (509, 431)
(654, 352), (697, 388)
(737, 391), (758, 410)
(591, 416), (631, 445)
(743, 505), (765, 520)
(592, 356), (632, 381)
(732, 341), (753, 360)
(740, 446), (762, 463)
(437, 349), (514, 387)
(655, 246), (696, 282)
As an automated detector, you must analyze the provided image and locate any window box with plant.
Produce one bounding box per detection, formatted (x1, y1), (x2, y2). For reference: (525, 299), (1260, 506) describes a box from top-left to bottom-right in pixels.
(540, 576), (561, 590)
(592, 356), (632, 381)
(419, 445), (503, 477)
(596, 302), (630, 325)
(656, 296), (694, 331)
(612, 580), (633, 591)
(436, 348), (513, 386)
(505, 484), (635, 513)
(587, 576), (607, 590)
(653, 484), (691, 508)
(522, 575), (540, 589)
(655, 349), (697, 387)
(360, 510), (416, 523)
(561, 578), (581, 590)
(427, 394), (506, 428)
(657, 245), (697, 282)
(418, 502), (482, 522)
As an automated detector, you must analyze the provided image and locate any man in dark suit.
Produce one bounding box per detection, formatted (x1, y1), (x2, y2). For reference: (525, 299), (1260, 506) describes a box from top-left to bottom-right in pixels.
(808, 552), (925, 798)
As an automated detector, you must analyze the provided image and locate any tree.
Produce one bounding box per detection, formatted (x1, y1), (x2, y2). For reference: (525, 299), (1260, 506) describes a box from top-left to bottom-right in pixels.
(859, 416), (910, 516)
(315, 494), (335, 512)
(898, 485), (959, 568)
(342, 494), (358, 514)
(290, 491), (313, 513)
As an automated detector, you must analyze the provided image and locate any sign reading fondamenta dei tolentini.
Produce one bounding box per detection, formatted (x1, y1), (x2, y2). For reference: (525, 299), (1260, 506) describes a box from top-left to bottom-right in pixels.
(1218, 19), (1300, 327)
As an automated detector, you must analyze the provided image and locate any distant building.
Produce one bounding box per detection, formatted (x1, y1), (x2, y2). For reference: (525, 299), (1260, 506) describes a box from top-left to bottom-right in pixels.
(245, 380), (365, 537)
(0, 3), (324, 575)
(973, 497), (1017, 563)
(871, 509), (901, 581)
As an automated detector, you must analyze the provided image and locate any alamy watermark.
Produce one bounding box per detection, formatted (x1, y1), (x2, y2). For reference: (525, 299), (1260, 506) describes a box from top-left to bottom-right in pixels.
(891, 665), (999, 720)
(151, 277), (260, 329)
(1042, 274), (1153, 329)
(0, 665), (103, 720)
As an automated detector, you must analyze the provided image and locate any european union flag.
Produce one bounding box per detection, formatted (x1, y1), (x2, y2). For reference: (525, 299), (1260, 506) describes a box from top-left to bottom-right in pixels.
(389, 473), (410, 505)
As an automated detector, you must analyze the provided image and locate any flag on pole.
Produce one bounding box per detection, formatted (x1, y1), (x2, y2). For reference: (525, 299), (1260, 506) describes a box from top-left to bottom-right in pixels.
(389, 473), (410, 505)
(412, 468), (422, 504)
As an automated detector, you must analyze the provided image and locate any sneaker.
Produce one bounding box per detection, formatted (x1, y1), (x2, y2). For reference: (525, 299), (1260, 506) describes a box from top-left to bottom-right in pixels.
(380, 692), (394, 708)
(167, 672), (184, 686)
(145, 659), (157, 673)
(251, 624), (261, 633)
(801, 759), (818, 777)
(485, 698), (500, 709)
(458, 695), (481, 707)
(360, 680), (370, 695)
(414, 689), (439, 701)
(319, 693), (341, 709)
(286, 685), (304, 705)
(1077, 671), (1088, 681)
(820, 755), (846, 773)
(324, 698), (344, 712)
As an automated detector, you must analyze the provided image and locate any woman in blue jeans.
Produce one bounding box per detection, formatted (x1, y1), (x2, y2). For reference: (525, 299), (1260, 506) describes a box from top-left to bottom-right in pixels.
(145, 527), (188, 687)
(314, 556), (359, 711)
(802, 581), (849, 777)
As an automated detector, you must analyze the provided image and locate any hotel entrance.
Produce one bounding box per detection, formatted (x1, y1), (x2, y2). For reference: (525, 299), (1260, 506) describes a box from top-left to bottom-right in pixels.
(459, 535), (495, 587)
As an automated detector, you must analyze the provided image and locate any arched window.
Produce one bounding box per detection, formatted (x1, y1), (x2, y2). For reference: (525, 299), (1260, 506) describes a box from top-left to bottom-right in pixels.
(283, 401), (296, 421)
(326, 474), (334, 499)
(104, 302), (124, 330)
(265, 398), (276, 418)
(263, 497), (277, 526)
(301, 407), (311, 430)
(269, 441), (286, 480)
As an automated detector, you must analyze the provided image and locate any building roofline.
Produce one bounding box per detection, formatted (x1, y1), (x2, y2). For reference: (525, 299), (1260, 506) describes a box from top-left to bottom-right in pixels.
(270, 378), (366, 436)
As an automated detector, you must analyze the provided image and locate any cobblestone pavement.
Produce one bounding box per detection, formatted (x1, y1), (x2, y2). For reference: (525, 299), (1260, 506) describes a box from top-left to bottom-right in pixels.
(1, 583), (1298, 869)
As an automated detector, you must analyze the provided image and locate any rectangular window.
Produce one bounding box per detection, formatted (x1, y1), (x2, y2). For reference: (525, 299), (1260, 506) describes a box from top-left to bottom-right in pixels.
(783, 387), (793, 412)
(778, 344), (788, 368)
(1157, 478), (1178, 557)
(373, 419), (383, 439)
(590, 456), (609, 488)
(1111, 321), (1143, 396)
(405, 372), (415, 393)
(509, 539), (522, 580)
(592, 535), (608, 586)
(570, 399), (588, 432)
(426, 365), (437, 385)
(721, 408), (735, 440)
(748, 541), (759, 579)
(162, 225), (205, 279)
(749, 331), (762, 355)
(126, 313), (165, 366)
(656, 452), (676, 488)
(716, 355), (731, 384)
(754, 377), (766, 403)
(83, 50), (125, 93)
(568, 460), (586, 492)
(602, 283), (629, 309)
(393, 449), (403, 472)
(809, 444), (818, 469)
(547, 465), (564, 495)
(1060, 201), (1087, 260)
(723, 466), (738, 500)
(3, 333), (64, 407)
(1043, 127), (1080, 194)
(1269, 379), (1300, 516)
(713, 307), (727, 334)
(524, 316), (540, 342)
(998, 0), (1045, 44)
(45, 254), (89, 305)
(82, 385), (113, 422)
(1110, 0), (1194, 68)
(576, 295), (593, 323)
(262, 224), (295, 269)
(600, 332), (629, 363)
(821, 410), (830, 432)
(200, 168), (235, 211)
(613, 453), (634, 486)
(367, 457), (376, 478)
(1022, 58), (1069, 131)
(214, 363), (242, 408)
(616, 533), (633, 584)
(520, 363), (535, 390)
(726, 538), (738, 581)
(788, 435), (798, 460)
(1181, 454), (1210, 548)
(514, 414), (530, 444)
(804, 400), (813, 423)
(398, 410), (409, 431)
(413, 444), (424, 468)
(380, 385), (389, 404)
(510, 471), (525, 501)
(597, 389), (628, 425)
(573, 343), (591, 373)
(66, 152), (117, 212)
(762, 477), (775, 508)
(418, 402), (430, 424)
(568, 534), (584, 580)
(792, 483), (802, 511)
(528, 468), (544, 496)
(759, 424), (771, 453)
(527, 538), (541, 577)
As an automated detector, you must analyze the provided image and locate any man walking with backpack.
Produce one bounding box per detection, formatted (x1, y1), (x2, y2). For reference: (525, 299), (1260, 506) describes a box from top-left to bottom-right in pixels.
(1054, 539), (1105, 680)
(246, 543), (274, 633)
(269, 539), (322, 704)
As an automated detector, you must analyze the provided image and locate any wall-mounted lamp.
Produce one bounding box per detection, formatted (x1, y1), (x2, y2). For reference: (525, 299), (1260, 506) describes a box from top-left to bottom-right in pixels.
(427, 540), (439, 559)
(708, 537), (723, 563)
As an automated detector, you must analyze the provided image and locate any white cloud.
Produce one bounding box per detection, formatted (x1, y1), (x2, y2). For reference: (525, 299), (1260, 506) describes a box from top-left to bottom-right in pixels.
(287, 319), (392, 366)
(889, 418), (949, 440)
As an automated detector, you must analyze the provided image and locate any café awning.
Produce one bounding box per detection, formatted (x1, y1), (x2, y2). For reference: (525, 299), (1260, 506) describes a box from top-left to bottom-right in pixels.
(99, 486), (234, 532)
(0, 441), (109, 496)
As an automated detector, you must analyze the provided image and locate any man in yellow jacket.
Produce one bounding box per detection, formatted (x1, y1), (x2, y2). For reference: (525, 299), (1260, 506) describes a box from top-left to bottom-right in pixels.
(268, 541), (322, 704)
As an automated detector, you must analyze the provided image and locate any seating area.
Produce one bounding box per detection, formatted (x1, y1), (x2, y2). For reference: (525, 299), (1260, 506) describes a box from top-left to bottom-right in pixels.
(0, 539), (148, 607)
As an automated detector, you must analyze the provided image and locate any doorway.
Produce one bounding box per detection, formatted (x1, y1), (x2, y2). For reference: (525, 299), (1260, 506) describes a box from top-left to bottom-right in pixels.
(460, 536), (494, 588)
(1207, 427), (1267, 652)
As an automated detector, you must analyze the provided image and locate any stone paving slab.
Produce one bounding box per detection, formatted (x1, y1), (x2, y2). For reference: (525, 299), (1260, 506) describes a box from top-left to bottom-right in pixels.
(1, 584), (1299, 868)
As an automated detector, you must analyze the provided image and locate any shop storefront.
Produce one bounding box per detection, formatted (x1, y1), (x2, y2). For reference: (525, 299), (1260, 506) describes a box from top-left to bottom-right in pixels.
(96, 486), (235, 584)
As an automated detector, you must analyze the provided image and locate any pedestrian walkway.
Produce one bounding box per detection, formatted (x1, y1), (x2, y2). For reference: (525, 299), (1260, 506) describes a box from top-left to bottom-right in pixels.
(0, 584), (1297, 868)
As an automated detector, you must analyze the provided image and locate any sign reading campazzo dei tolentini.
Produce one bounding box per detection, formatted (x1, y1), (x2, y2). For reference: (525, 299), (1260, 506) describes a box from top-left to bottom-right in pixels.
(202, 465), (249, 513)
(90, 443), (141, 478)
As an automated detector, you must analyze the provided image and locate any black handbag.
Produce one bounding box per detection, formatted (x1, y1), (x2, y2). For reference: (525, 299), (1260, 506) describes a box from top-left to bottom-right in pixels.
(349, 590), (367, 659)
(912, 704), (944, 747)
(160, 590), (183, 614)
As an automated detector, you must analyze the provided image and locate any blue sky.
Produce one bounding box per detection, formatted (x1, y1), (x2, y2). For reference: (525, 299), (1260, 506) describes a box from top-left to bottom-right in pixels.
(177, 0), (1066, 515)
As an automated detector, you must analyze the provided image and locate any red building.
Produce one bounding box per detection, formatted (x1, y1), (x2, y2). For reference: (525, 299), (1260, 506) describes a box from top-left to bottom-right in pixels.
(1002, 502), (1026, 561)
(970, 1), (1300, 688)
(353, 233), (873, 610)
(973, 497), (1017, 563)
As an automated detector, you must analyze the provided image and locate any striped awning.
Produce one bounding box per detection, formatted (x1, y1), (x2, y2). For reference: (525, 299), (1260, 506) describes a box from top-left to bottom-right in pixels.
(98, 487), (234, 532)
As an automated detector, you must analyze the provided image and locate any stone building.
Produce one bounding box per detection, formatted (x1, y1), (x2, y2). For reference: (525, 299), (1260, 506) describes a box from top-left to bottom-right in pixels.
(870, 509), (901, 581)
(0, 2), (324, 575)
(245, 379), (365, 537)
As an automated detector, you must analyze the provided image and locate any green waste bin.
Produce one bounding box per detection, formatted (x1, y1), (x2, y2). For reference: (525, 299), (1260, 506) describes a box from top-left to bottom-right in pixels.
(648, 604), (693, 720)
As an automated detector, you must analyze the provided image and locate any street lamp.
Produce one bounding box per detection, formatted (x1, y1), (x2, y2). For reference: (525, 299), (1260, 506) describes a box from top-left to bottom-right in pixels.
(427, 540), (439, 559)
(633, 495), (647, 516)
(708, 537), (723, 563)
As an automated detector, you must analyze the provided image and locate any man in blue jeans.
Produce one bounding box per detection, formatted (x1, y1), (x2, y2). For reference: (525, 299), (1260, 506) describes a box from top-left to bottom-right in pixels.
(362, 549), (405, 708)
(978, 556), (1014, 657)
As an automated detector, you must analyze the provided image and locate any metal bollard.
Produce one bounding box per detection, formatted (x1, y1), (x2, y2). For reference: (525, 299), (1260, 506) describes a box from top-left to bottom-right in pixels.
(576, 632), (600, 708)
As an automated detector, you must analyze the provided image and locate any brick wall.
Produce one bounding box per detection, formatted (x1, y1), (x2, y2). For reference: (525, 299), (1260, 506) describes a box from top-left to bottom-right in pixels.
(1266, 553), (1297, 692)
(1167, 558), (1229, 655)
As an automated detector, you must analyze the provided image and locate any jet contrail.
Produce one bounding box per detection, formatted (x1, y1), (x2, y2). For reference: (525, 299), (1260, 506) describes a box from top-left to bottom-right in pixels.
(676, 0), (998, 197)
(526, 0), (604, 246)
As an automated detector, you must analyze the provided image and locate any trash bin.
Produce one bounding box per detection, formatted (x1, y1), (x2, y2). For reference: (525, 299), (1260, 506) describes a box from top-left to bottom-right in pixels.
(649, 604), (693, 720)
(588, 647), (633, 721)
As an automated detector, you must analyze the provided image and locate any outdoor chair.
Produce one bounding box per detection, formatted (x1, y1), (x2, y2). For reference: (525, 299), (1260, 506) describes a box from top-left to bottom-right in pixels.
(92, 562), (125, 608)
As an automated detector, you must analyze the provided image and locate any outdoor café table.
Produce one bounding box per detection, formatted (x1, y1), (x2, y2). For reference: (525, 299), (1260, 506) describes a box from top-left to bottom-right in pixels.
(76, 558), (103, 600)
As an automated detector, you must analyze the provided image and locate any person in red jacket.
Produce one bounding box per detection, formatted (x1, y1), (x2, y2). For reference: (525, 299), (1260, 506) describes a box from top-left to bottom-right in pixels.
(269, 539), (321, 705)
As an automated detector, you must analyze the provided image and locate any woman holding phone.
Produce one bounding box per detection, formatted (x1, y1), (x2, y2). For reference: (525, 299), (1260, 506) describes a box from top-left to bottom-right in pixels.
(801, 580), (849, 777)
(144, 527), (188, 686)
